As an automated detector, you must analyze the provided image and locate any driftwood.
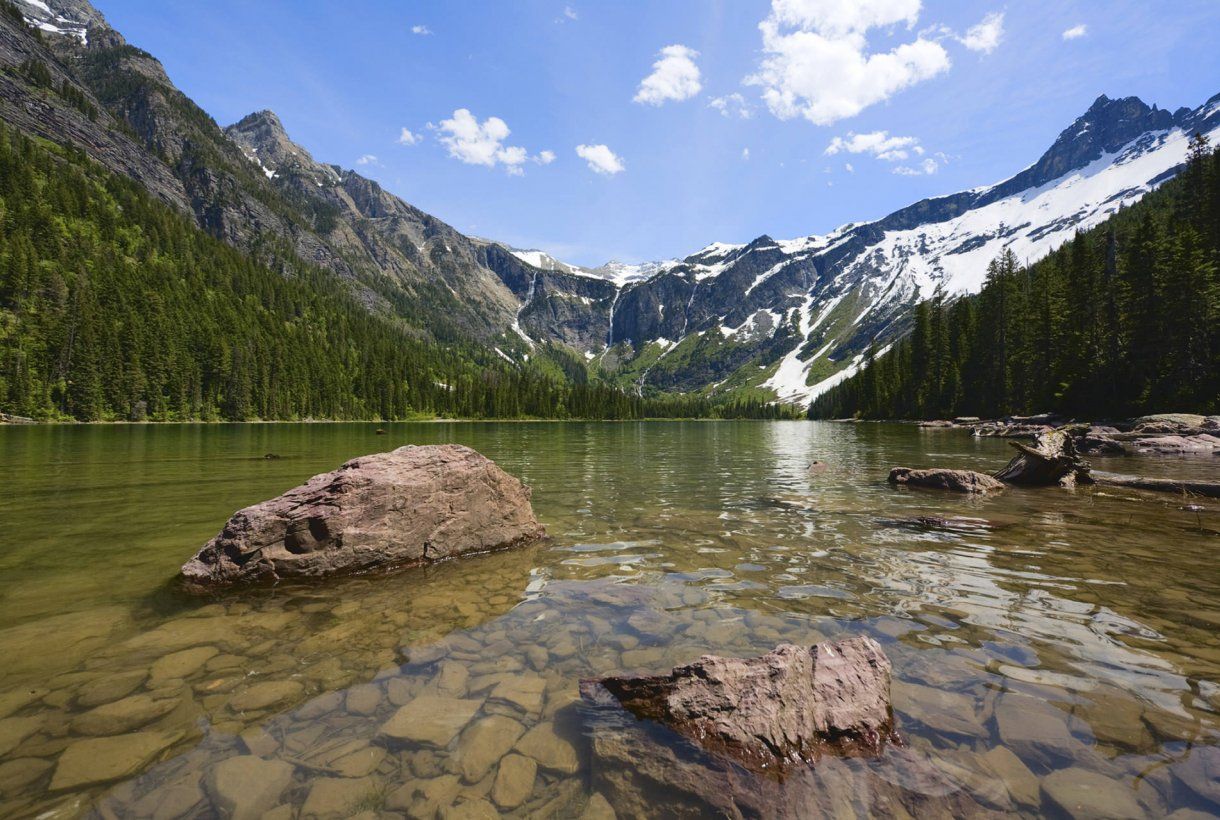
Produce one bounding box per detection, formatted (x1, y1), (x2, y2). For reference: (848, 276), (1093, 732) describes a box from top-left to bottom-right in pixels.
(992, 429), (1092, 487)
(1092, 471), (1220, 499)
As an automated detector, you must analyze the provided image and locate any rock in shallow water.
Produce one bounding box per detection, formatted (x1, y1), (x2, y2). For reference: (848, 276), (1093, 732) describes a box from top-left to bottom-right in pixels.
(888, 467), (1004, 494)
(581, 636), (897, 773)
(181, 445), (546, 588)
(51, 731), (181, 792)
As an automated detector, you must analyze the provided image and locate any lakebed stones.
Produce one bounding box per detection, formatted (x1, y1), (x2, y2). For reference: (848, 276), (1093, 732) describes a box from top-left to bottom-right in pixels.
(490, 753), (536, 809)
(887, 467), (1004, 494)
(205, 755), (295, 820)
(581, 636), (896, 773)
(378, 695), (484, 748)
(50, 731), (181, 792)
(182, 445), (546, 588)
(1041, 767), (1146, 819)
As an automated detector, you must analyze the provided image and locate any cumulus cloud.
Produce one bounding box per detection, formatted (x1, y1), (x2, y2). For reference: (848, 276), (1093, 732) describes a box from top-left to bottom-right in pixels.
(960, 11), (1004, 54)
(411, 24), (432, 35)
(893, 157), (939, 175)
(576, 143), (625, 175)
(437, 109), (551, 176)
(745, 0), (950, 126)
(563, 6), (578, 20)
(742, 147), (751, 160)
(1062, 24), (1088, 40)
(356, 154), (379, 166)
(825, 130), (923, 161)
(708, 92), (753, 119)
(397, 128), (422, 146)
(634, 45), (703, 106)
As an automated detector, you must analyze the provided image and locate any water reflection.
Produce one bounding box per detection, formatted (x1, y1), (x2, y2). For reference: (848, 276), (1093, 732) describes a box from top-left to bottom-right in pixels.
(0, 421), (1217, 817)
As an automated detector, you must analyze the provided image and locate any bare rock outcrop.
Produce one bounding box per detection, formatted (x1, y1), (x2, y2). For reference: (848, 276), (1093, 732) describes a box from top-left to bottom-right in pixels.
(580, 637), (898, 773)
(888, 467), (1004, 494)
(181, 445), (545, 588)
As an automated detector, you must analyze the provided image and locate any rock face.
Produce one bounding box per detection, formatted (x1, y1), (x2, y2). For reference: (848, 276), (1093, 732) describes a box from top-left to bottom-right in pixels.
(581, 637), (897, 773)
(181, 445), (545, 588)
(887, 467), (1004, 494)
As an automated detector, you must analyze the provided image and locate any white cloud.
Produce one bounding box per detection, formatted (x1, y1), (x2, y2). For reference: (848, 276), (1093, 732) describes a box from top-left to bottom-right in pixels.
(745, 0), (950, 126)
(708, 92), (754, 119)
(844, 162), (854, 173)
(576, 143), (625, 175)
(893, 157), (939, 175)
(564, 6), (578, 20)
(1062, 24), (1088, 40)
(437, 109), (539, 175)
(397, 128), (422, 146)
(356, 154), (379, 166)
(960, 11), (1004, 54)
(767, 0), (923, 38)
(634, 45), (703, 106)
(742, 147), (751, 160)
(825, 130), (922, 161)
(535, 150), (556, 165)
(411, 24), (432, 35)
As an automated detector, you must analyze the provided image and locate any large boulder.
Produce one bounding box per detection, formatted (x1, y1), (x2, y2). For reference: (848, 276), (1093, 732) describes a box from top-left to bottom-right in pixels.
(887, 467), (1004, 494)
(579, 639), (996, 817)
(581, 637), (897, 773)
(182, 445), (545, 588)
(1130, 413), (1208, 434)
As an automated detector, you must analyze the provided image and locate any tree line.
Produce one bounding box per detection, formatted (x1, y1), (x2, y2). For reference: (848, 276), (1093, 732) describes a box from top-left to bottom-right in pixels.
(0, 124), (794, 422)
(811, 134), (1220, 420)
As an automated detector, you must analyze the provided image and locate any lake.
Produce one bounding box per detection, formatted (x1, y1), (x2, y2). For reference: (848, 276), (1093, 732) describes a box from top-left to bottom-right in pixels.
(1, 421), (1218, 817)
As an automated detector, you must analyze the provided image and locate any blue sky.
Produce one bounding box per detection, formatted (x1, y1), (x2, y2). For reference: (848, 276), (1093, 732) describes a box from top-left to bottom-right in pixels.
(99, 0), (1220, 266)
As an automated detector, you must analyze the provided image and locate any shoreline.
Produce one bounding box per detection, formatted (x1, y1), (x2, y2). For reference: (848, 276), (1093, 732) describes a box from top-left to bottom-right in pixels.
(0, 416), (802, 427)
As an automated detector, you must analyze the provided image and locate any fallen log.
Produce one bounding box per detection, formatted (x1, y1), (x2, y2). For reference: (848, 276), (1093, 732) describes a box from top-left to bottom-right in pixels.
(1092, 471), (1220, 499)
(992, 429), (1092, 487)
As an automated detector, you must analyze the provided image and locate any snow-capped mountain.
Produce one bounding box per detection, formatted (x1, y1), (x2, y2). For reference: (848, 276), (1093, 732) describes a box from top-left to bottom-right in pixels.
(506, 248), (679, 287)
(502, 93), (1220, 403)
(8, 0), (1215, 407)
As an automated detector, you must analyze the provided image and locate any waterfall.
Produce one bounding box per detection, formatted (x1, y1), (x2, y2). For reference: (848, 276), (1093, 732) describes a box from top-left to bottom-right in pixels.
(605, 287), (621, 349)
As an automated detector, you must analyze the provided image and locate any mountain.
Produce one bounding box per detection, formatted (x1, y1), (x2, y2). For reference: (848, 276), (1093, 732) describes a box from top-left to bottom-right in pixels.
(0, 0), (797, 422)
(514, 94), (1220, 404)
(4, 0), (1217, 412)
(810, 139), (1220, 420)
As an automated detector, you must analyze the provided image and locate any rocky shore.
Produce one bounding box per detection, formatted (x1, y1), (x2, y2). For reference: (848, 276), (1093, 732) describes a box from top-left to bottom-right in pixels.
(915, 412), (1220, 457)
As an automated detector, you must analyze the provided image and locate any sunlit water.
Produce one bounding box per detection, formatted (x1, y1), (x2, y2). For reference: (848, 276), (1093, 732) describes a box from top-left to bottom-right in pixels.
(0, 421), (1217, 818)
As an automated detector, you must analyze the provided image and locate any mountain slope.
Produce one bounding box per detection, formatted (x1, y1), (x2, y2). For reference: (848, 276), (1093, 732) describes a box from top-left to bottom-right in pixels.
(0, 0), (546, 348)
(810, 140), (1220, 419)
(508, 93), (1220, 404)
(5, 0), (1215, 413)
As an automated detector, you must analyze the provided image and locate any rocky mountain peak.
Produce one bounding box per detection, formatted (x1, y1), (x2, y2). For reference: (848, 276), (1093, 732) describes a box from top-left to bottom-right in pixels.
(1000, 94), (1178, 195)
(13, 0), (119, 48)
(224, 110), (337, 183)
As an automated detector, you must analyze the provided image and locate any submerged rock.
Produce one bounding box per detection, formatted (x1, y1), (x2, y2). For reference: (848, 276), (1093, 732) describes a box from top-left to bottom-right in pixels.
(182, 445), (545, 588)
(51, 731), (181, 792)
(888, 467), (1004, 494)
(581, 637), (897, 773)
(205, 755), (295, 820)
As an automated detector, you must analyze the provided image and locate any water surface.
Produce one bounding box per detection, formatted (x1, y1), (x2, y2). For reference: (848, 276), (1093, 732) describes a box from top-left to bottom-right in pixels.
(1, 421), (1217, 817)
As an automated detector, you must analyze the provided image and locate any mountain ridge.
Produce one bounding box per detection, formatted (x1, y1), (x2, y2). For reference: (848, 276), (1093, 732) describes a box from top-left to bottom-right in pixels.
(6, 0), (1217, 408)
